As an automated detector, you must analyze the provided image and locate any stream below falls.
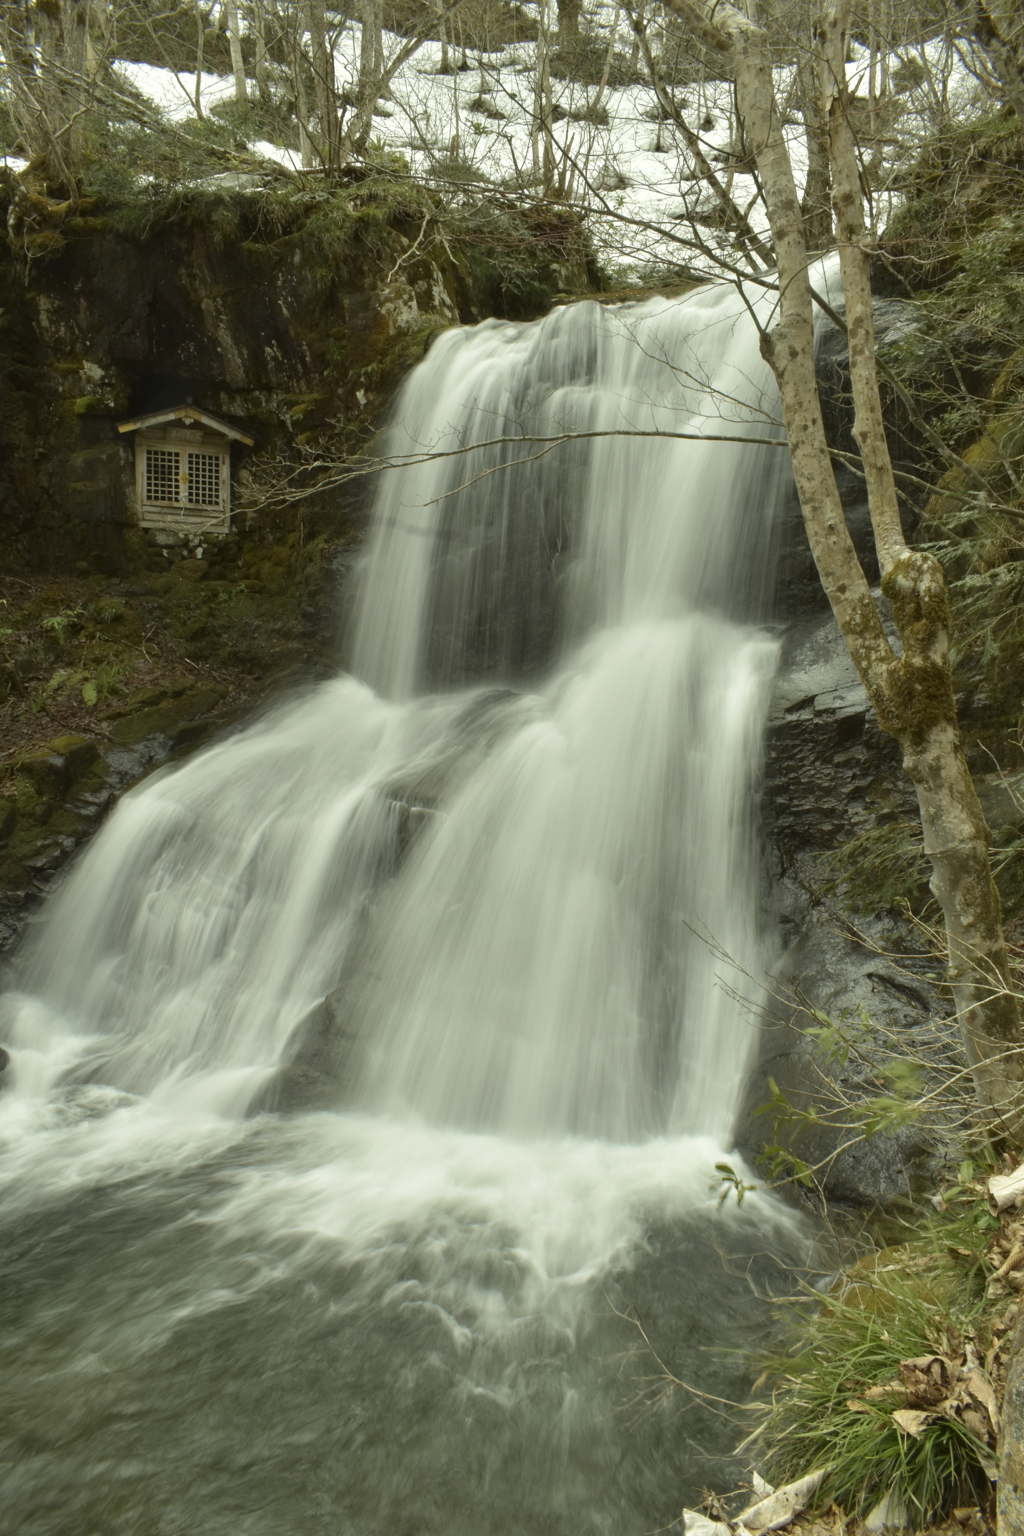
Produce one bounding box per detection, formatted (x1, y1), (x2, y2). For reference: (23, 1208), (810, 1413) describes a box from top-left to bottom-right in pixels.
(1, 281), (821, 1535)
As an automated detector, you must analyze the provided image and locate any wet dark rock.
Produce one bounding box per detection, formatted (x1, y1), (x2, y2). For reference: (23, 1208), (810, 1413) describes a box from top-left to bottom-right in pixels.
(737, 905), (950, 1211)
(764, 603), (912, 856)
(0, 1045), (9, 1074)
(0, 695), (242, 958)
(23, 838), (77, 873)
(754, 608), (955, 1211)
(254, 992), (357, 1114)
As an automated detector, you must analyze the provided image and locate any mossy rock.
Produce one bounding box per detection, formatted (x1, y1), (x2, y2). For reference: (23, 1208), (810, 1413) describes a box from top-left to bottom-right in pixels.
(86, 598), (144, 640)
(99, 685), (167, 719)
(107, 684), (229, 745)
(168, 560), (207, 586)
(41, 734), (101, 779)
(12, 748), (67, 798)
(0, 851), (29, 891)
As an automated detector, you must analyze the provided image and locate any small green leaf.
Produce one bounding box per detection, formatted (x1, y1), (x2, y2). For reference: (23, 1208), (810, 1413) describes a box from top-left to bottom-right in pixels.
(82, 679), (98, 706)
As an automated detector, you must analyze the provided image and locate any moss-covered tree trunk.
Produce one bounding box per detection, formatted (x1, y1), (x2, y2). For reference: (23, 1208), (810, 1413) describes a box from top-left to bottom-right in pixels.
(663, 0), (1024, 1132)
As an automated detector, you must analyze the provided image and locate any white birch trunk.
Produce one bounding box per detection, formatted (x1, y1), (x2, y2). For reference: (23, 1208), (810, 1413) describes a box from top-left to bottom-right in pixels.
(225, 0), (248, 103)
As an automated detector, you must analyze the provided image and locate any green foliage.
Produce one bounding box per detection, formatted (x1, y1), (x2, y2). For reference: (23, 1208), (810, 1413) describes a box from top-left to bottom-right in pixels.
(887, 211), (1024, 456)
(747, 998), (955, 1207)
(41, 607), (85, 645)
(89, 598), (130, 626)
(82, 114), (239, 202)
(299, 197), (359, 273)
(822, 820), (932, 914)
(713, 1161), (757, 1208)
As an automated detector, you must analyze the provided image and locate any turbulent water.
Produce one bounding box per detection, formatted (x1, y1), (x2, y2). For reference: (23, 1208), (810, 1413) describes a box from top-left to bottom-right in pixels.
(1, 283), (812, 1534)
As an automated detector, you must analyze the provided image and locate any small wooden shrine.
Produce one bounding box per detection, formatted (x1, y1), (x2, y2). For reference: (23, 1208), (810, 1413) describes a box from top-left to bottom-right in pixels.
(117, 405), (254, 535)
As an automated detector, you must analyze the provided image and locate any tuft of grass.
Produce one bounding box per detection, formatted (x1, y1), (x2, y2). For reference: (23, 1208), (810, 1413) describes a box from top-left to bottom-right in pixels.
(749, 1182), (1009, 1528)
(821, 820), (932, 914)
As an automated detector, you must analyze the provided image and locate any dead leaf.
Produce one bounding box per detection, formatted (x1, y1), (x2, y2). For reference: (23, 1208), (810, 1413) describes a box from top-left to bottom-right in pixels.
(961, 1408), (991, 1443)
(987, 1164), (1024, 1213)
(962, 1366), (1000, 1434)
(898, 1355), (950, 1408)
(988, 1242), (1024, 1286)
(861, 1380), (900, 1401)
(892, 1408), (935, 1437)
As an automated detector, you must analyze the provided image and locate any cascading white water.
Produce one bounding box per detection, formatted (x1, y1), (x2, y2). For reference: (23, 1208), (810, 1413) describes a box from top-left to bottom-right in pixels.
(0, 280), (812, 1536)
(2, 286), (787, 1135)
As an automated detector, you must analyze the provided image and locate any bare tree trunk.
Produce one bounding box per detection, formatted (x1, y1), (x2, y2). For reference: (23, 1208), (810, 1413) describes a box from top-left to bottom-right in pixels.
(282, 9), (314, 168)
(343, 1), (462, 162)
(307, 0), (337, 166)
(556, 0), (580, 46)
(540, 0), (554, 193)
(662, 0), (1024, 1131)
(0, 0), (90, 187)
(969, 0), (1024, 121)
(252, 0), (270, 101)
(359, 0), (377, 88)
(819, 0), (1023, 1117)
(193, 0), (207, 118)
(795, 3), (831, 253)
(589, 0), (620, 119)
(625, 0), (774, 267)
(225, 0), (248, 103)
(533, 0), (555, 190)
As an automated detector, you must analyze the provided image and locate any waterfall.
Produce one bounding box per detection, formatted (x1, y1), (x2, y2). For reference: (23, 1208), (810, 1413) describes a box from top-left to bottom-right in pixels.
(0, 281), (810, 1534)
(2, 286), (788, 1134)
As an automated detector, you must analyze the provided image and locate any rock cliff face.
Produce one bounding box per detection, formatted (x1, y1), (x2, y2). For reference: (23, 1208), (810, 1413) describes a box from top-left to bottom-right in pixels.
(746, 301), (954, 1212)
(0, 183), (592, 574)
(747, 605), (948, 1211)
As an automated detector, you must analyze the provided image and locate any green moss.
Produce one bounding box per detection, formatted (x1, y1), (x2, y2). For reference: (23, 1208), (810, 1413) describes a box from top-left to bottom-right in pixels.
(878, 556), (958, 745)
(12, 775), (49, 823)
(41, 734), (100, 777)
(361, 317), (448, 392)
(107, 684), (228, 745)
